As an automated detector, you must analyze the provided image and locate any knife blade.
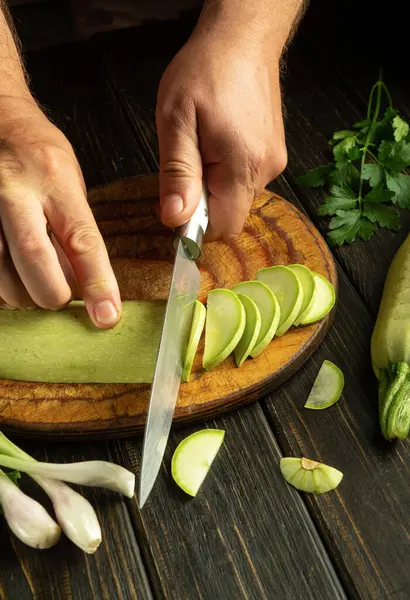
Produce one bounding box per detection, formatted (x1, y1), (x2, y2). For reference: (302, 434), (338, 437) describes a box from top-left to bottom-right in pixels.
(139, 183), (209, 508)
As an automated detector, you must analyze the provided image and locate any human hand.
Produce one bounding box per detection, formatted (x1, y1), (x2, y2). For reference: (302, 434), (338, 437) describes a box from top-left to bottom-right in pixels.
(0, 96), (121, 327)
(156, 15), (287, 242)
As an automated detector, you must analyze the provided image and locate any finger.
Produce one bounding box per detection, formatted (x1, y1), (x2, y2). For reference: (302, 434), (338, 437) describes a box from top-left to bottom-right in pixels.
(0, 225), (35, 308)
(0, 193), (72, 310)
(45, 185), (122, 329)
(204, 161), (255, 243)
(50, 231), (81, 299)
(156, 98), (203, 228)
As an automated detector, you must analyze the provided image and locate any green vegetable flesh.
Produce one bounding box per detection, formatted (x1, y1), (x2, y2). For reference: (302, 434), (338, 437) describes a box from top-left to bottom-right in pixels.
(182, 300), (206, 383)
(371, 234), (410, 440)
(232, 281), (280, 357)
(234, 294), (262, 367)
(203, 289), (246, 371)
(256, 266), (303, 336)
(280, 457), (343, 494)
(288, 264), (315, 326)
(0, 301), (164, 384)
(299, 273), (336, 325)
(171, 429), (225, 497)
(304, 360), (344, 410)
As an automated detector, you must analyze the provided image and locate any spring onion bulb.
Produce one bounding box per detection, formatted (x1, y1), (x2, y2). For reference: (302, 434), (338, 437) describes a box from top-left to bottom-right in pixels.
(0, 468), (61, 549)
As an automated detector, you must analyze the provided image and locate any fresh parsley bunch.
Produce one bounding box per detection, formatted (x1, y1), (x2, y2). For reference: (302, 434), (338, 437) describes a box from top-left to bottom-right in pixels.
(296, 74), (410, 247)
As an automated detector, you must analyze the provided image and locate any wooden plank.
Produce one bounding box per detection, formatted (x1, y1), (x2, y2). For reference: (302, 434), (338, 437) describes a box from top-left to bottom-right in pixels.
(93, 17), (410, 599)
(264, 178), (410, 600)
(25, 40), (157, 185)
(0, 42), (154, 600)
(9, 0), (78, 52)
(20, 28), (347, 600)
(112, 406), (346, 600)
(71, 0), (201, 39)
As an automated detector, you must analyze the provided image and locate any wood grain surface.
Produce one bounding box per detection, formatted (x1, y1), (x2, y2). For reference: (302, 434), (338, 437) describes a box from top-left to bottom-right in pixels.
(0, 174), (336, 438)
(2, 4), (409, 600)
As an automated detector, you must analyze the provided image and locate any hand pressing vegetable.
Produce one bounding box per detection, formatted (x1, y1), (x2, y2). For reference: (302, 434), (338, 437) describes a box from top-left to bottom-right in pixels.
(371, 233), (410, 440)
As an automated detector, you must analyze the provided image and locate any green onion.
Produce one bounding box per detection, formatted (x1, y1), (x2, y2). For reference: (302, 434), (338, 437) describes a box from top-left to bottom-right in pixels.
(0, 433), (101, 553)
(0, 468), (61, 549)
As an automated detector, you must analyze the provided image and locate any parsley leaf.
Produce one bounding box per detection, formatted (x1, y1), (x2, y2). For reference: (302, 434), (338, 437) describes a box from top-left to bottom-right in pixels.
(379, 140), (410, 172)
(317, 185), (358, 216)
(333, 136), (357, 161)
(296, 164), (335, 187)
(386, 172), (410, 208)
(392, 115), (409, 142)
(353, 119), (371, 129)
(331, 130), (356, 143)
(327, 210), (362, 246)
(382, 107), (398, 123)
(296, 76), (410, 246)
(363, 185), (395, 203)
(362, 203), (400, 230)
(357, 220), (378, 240)
(330, 161), (360, 187)
(362, 163), (384, 187)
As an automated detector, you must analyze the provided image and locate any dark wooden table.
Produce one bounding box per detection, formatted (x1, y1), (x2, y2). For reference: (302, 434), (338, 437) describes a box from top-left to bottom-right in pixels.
(1, 4), (410, 599)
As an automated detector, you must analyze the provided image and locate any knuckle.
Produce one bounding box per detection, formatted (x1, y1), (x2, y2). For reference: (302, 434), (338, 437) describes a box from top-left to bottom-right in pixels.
(157, 94), (194, 127)
(82, 276), (113, 296)
(15, 236), (50, 262)
(162, 158), (197, 179)
(37, 288), (71, 311)
(64, 224), (102, 258)
(31, 143), (72, 180)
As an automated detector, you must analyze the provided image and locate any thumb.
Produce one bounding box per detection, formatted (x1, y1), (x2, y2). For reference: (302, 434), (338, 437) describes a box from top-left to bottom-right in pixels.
(157, 109), (203, 229)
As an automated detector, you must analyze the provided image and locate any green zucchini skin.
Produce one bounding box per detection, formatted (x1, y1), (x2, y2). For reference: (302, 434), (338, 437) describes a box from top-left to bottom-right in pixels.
(371, 234), (410, 440)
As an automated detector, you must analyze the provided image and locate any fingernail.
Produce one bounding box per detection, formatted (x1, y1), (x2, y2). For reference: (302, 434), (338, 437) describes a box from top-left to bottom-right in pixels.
(94, 300), (118, 325)
(161, 194), (184, 220)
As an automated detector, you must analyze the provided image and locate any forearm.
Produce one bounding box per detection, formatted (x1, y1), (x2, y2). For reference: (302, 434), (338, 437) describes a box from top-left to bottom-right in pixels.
(0, 1), (31, 100)
(198, 0), (307, 58)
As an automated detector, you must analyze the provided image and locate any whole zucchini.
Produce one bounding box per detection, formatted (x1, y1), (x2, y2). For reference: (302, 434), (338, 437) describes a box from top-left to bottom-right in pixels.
(371, 234), (410, 440)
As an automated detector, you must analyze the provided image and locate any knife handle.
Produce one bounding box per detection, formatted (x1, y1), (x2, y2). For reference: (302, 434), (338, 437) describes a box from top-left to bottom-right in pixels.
(174, 181), (209, 260)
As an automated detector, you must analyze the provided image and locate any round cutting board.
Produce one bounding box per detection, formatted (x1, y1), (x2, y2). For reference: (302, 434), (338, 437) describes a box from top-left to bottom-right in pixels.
(0, 174), (337, 439)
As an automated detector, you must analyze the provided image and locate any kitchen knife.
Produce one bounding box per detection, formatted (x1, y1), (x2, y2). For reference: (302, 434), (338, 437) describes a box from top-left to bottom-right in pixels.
(139, 182), (209, 508)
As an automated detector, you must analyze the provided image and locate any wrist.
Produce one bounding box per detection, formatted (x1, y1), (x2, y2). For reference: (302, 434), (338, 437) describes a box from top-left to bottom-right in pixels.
(0, 94), (44, 133)
(0, 92), (40, 117)
(195, 0), (303, 60)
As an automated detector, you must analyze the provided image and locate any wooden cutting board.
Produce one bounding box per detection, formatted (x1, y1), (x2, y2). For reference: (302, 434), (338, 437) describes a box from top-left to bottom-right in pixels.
(0, 174), (337, 440)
